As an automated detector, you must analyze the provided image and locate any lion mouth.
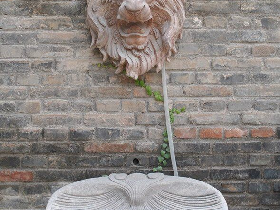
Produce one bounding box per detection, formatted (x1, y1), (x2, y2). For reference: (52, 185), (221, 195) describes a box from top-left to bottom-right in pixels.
(117, 18), (153, 37)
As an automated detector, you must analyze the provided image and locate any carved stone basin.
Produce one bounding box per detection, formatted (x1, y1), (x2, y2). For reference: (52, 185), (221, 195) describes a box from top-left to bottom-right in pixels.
(47, 173), (228, 210)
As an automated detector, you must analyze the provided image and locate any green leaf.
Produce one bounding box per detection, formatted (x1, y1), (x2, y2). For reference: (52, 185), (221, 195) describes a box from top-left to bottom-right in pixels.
(175, 109), (181, 114)
(164, 137), (168, 143)
(180, 107), (186, 112)
(163, 130), (168, 137)
(162, 143), (168, 149)
(158, 156), (164, 163)
(153, 168), (158, 172)
(157, 166), (163, 171)
(145, 85), (152, 96)
(135, 80), (140, 86)
(166, 147), (170, 152)
(162, 160), (167, 166)
(164, 153), (171, 159)
(139, 80), (145, 87)
(160, 150), (166, 156)
(97, 63), (101, 67)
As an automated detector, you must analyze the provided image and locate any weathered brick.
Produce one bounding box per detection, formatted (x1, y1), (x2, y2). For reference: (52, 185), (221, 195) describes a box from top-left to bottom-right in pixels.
(225, 128), (248, 138)
(252, 45), (276, 57)
(175, 142), (211, 154)
(200, 155), (223, 166)
(96, 100), (121, 112)
(166, 57), (211, 70)
(0, 45), (25, 58)
(0, 185), (19, 196)
(122, 100), (146, 112)
(31, 143), (81, 155)
(121, 128), (145, 140)
(241, 2), (280, 14)
(196, 73), (220, 84)
(69, 128), (94, 141)
(136, 113), (164, 125)
(227, 45), (252, 58)
(174, 127), (196, 139)
(17, 74), (40, 86)
(18, 100), (41, 114)
(190, 2), (240, 14)
(215, 182), (246, 193)
(0, 115), (30, 128)
(84, 142), (134, 153)
(251, 127), (275, 138)
(0, 171), (33, 182)
(43, 99), (69, 112)
(243, 114), (280, 125)
(183, 17), (203, 29)
(213, 58), (263, 70)
(0, 157), (20, 168)
(191, 113), (240, 125)
(200, 100), (226, 112)
(43, 128), (68, 141)
(254, 101), (278, 111)
(147, 127), (164, 140)
(0, 32), (37, 45)
(220, 74), (247, 85)
(205, 16), (227, 29)
(229, 16), (261, 30)
(0, 142), (31, 154)
(37, 31), (88, 44)
(183, 86), (233, 97)
(260, 194), (280, 206)
(21, 156), (48, 168)
(135, 141), (158, 153)
(35, 1), (86, 16)
(170, 72), (195, 84)
(235, 85), (280, 97)
(0, 129), (17, 141)
(31, 60), (55, 72)
(261, 18), (280, 30)
(250, 155), (272, 166)
(264, 169), (280, 179)
(22, 183), (49, 195)
(225, 194), (259, 206)
(32, 114), (81, 126)
(266, 58), (280, 68)
(173, 100), (198, 112)
(223, 155), (247, 166)
(0, 61), (30, 73)
(0, 102), (16, 113)
(95, 128), (120, 140)
(239, 142), (262, 153)
(84, 113), (134, 127)
(72, 100), (94, 112)
(227, 31), (267, 43)
(210, 169), (261, 180)
(213, 143), (238, 154)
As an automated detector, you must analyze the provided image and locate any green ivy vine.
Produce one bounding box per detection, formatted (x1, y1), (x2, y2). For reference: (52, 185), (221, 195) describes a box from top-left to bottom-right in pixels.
(135, 79), (186, 172)
(96, 63), (186, 173)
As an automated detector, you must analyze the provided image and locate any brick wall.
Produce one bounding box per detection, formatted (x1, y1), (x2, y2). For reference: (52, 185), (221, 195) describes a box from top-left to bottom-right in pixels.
(0, 0), (280, 209)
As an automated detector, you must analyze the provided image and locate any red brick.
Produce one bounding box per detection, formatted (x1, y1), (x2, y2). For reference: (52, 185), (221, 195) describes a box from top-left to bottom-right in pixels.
(251, 127), (275, 138)
(174, 127), (196, 139)
(199, 128), (223, 139)
(84, 142), (134, 153)
(225, 128), (248, 138)
(0, 171), (33, 182)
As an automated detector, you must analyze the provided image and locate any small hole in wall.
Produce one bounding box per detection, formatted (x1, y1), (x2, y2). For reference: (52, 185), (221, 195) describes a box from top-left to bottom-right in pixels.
(133, 158), (140, 166)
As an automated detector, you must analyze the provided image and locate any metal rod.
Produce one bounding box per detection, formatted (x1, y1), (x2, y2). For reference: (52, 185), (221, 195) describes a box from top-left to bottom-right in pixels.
(161, 63), (178, 176)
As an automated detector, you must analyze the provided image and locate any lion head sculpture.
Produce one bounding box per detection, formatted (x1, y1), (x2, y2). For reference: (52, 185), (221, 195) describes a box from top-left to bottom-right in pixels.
(87, 0), (185, 79)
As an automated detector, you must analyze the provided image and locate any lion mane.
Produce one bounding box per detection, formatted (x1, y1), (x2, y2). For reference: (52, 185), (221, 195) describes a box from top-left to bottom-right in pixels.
(87, 0), (185, 79)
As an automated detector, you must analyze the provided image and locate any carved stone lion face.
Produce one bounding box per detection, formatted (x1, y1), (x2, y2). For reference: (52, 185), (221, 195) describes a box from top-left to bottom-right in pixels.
(87, 0), (185, 79)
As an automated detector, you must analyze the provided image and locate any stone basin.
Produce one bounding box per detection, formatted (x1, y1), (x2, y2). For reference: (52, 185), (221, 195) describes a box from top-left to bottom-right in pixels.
(47, 173), (228, 210)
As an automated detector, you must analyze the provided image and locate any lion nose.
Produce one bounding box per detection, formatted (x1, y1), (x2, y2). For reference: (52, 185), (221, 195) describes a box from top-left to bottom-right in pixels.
(124, 0), (147, 12)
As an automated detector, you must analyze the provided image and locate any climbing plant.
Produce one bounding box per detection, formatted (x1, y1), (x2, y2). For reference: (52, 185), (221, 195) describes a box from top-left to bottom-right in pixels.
(135, 79), (186, 172)
(96, 63), (185, 173)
